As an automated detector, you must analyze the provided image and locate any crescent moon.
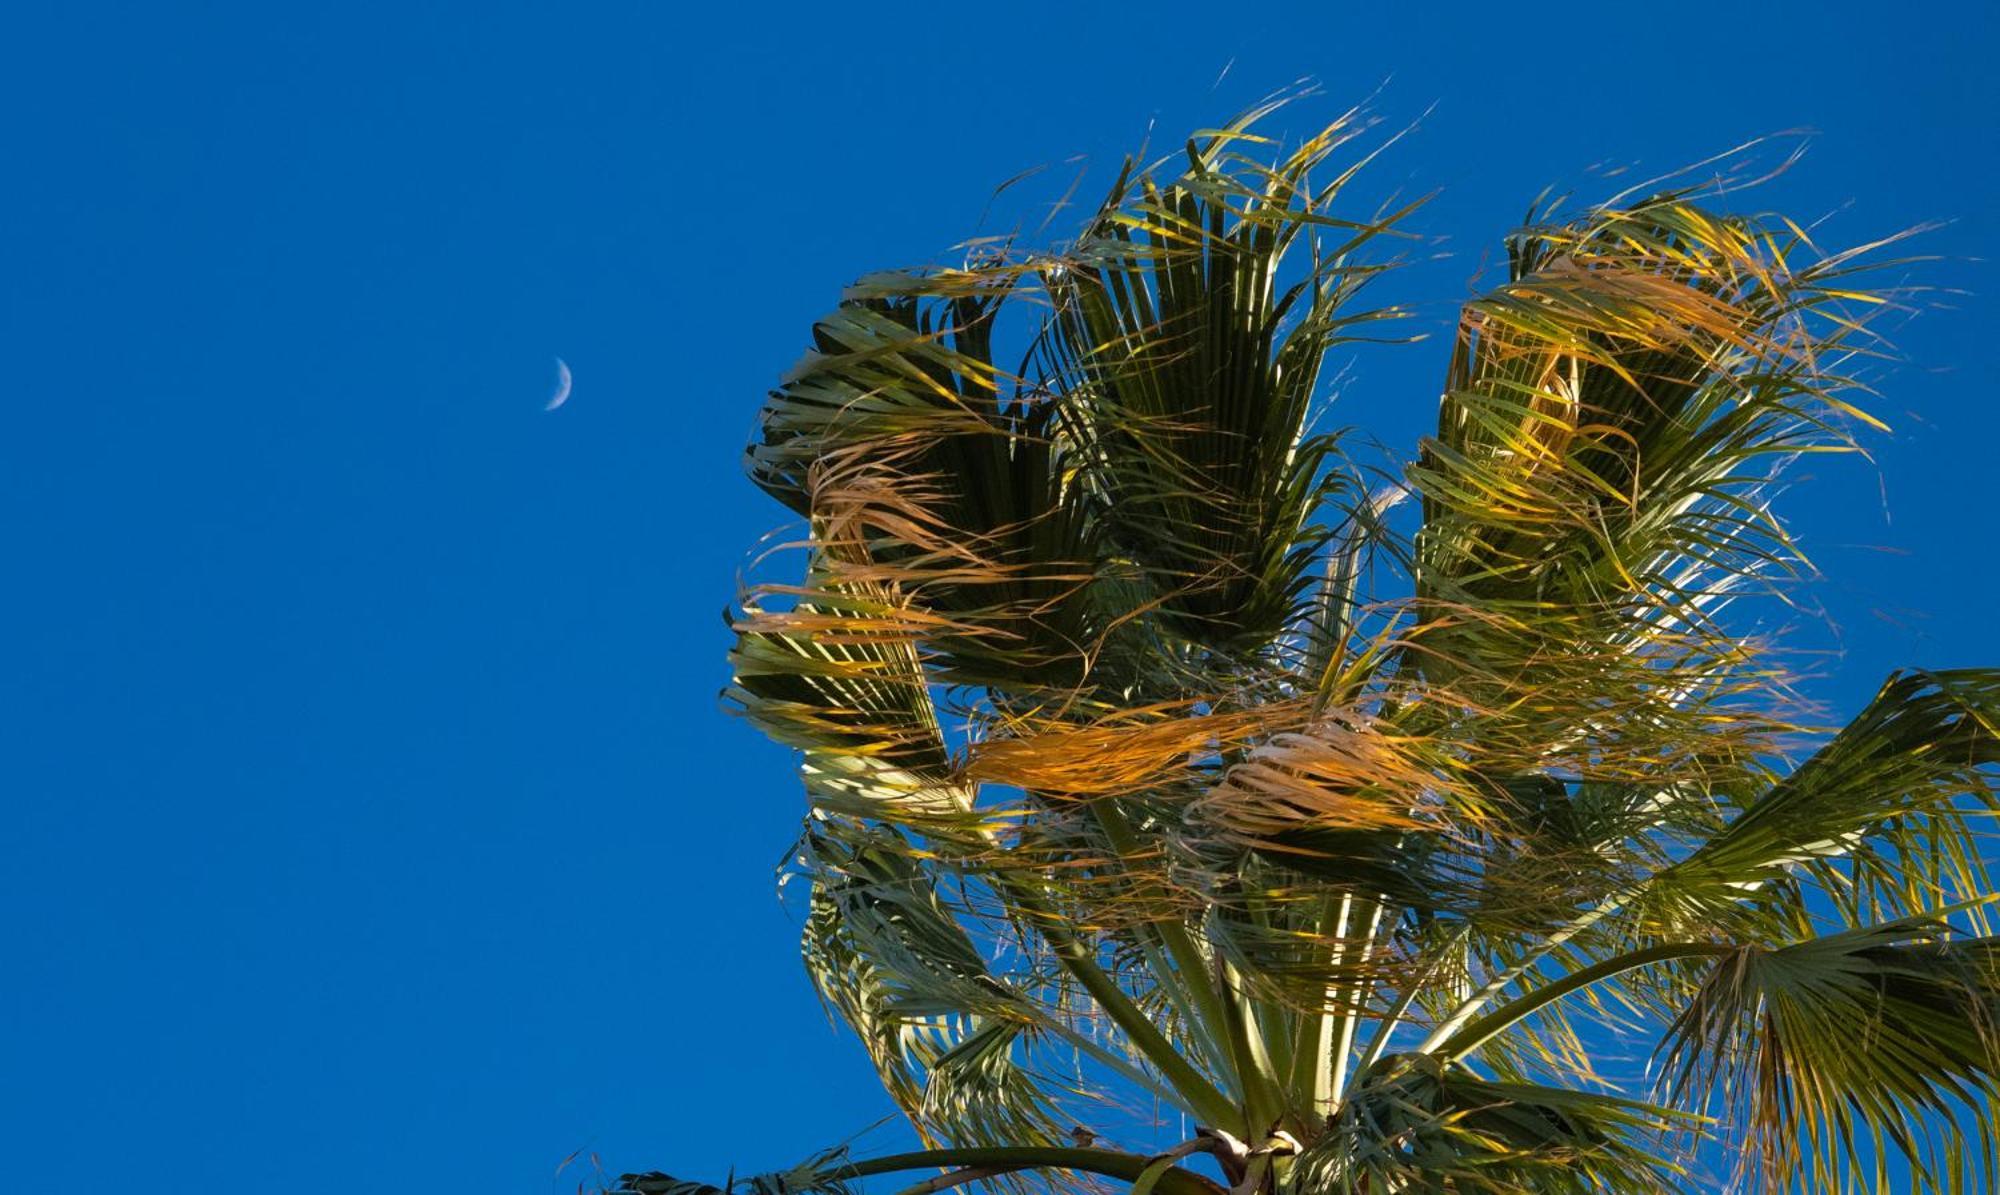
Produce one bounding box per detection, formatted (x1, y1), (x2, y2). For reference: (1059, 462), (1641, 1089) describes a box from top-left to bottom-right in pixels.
(545, 357), (573, 411)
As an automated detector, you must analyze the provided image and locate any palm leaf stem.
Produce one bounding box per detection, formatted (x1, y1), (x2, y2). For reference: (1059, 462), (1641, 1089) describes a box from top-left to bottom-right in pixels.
(1433, 941), (1736, 1062)
(1289, 893), (1350, 1115)
(1218, 960), (1289, 1133)
(1356, 941), (1453, 1076)
(1324, 897), (1385, 1105)
(1004, 880), (1242, 1130)
(1092, 800), (1244, 1089)
(1415, 889), (1632, 1054)
(1040, 1018), (1201, 1115)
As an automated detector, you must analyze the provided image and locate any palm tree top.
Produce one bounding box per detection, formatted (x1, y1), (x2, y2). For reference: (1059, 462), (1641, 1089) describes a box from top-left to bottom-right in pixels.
(628, 96), (1999, 1194)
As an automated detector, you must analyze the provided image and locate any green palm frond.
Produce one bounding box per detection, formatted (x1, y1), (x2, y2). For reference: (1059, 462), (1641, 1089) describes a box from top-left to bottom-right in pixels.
(1303, 1053), (1694, 1194)
(1654, 668), (2000, 929)
(1658, 917), (2000, 1193)
(1405, 191), (1873, 782)
(797, 823), (1081, 1154)
(1035, 106), (1421, 655)
(727, 570), (963, 816)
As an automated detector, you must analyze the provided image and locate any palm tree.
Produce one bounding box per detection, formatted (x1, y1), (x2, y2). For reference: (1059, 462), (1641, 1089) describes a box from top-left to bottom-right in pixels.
(622, 99), (2000, 1194)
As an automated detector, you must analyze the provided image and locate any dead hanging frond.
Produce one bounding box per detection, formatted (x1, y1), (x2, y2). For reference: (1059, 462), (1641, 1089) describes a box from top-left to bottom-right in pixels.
(734, 583), (1002, 651)
(801, 441), (1098, 624)
(1196, 709), (1455, 848)
(964, 700), (1301, 799)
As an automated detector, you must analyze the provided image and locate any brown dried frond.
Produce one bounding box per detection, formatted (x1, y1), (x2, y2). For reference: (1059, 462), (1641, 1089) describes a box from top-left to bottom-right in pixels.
(807, 441), (992, 560)
(735, 587), (1003, 648)
(805, 438), (1098, 632)
(965, 700), (1304, 799)
(1197, 710), (1448, 846)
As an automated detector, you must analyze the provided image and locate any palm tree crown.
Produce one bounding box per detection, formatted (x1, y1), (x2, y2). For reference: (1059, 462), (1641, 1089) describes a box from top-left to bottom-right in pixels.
(624, 99), (1999, 1194)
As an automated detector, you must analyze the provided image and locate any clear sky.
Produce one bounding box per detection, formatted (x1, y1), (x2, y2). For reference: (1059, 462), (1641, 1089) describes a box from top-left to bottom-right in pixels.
(3, 3), (1996, 1192)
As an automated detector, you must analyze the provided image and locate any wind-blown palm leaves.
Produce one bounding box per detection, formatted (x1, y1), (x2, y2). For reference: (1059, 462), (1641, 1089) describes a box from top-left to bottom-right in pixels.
(626, 100), (1997, 1194)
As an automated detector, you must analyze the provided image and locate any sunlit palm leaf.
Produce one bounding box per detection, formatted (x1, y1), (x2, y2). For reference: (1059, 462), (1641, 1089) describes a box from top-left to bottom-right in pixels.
(1653, 668), (2000, 930)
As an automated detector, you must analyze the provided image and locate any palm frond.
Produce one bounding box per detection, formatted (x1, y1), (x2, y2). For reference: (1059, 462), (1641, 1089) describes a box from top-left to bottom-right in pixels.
(1036, 106), (1421, 654)
(1405, 189), (1887, 788)
(798, 823), (1078, 1154)
(1657, 917), (2000, 1193)
(1303, 1053), (1693, 1194)
(1653, 668), (2000, 931)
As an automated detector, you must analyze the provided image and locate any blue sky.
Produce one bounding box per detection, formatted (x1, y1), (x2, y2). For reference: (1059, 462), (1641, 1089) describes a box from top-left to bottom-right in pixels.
(3, 2), (1995, 1191)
